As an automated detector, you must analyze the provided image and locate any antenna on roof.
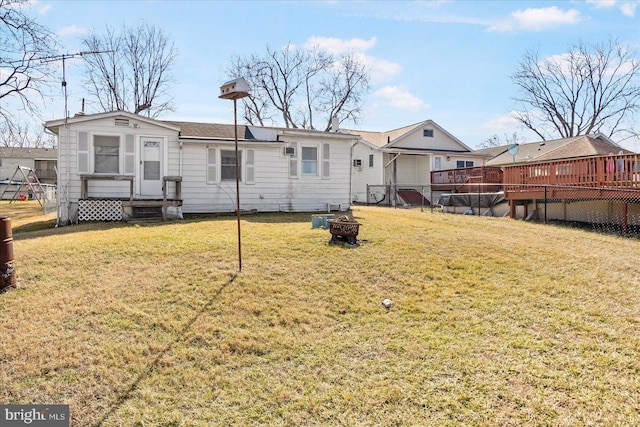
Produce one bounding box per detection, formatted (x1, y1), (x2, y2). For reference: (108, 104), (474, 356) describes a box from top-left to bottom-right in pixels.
(40, 50), (113, 125)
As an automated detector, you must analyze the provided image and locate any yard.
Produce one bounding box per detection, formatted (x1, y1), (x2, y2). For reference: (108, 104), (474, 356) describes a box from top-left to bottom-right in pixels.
(0, 202), (638, 426)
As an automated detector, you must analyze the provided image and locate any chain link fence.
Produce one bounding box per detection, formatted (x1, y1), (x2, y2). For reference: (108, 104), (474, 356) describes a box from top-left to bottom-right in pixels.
(364, 183), (640, 237)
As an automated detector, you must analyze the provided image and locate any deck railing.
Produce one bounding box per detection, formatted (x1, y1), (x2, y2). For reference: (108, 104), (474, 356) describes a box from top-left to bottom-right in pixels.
(503, 154), (640, 198)
(431, 166), (503, 192)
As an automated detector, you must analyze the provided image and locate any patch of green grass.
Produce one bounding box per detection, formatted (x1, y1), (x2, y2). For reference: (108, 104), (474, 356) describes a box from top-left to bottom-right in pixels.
(0, 206), (639, 426)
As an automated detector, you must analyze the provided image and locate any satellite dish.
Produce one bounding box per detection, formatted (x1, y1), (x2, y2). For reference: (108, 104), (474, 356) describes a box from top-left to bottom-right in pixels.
(507, 144), (519, 165)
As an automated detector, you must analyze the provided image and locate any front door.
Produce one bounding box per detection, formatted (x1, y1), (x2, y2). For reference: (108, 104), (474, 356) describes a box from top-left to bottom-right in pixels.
(140, 138), (162, 197)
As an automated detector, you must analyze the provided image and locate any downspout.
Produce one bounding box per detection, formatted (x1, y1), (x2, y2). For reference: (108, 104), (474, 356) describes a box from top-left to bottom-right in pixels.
(179, 140), (183, 177)
(44, 126), (62, 227)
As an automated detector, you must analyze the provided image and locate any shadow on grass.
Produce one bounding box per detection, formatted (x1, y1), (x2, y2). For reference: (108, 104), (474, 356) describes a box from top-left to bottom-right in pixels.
(11, 210), (359, 241)
(94, 273), (238, 427)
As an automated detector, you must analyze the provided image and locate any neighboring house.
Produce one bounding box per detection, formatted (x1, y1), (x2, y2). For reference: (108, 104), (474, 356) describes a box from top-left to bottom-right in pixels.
(0, 147), (57, 184)
(476, 134), (632, 166)
(437, 134), (640, 226)
(343, 120), (484, 205)
(44, 111), (360, 224)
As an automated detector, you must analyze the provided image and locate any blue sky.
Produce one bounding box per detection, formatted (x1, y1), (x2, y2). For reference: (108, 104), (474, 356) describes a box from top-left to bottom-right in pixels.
(23, 0), (640, 149)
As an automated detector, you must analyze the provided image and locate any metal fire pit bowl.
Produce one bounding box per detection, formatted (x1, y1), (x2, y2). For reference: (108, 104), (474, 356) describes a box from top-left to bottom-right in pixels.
(328, 215), (361, 246)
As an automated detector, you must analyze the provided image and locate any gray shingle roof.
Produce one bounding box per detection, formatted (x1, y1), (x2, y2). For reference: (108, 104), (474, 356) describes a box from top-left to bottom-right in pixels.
(485, 135), (631, 166)
(0, 147), (57, 159)
(162, 121), (254, 140)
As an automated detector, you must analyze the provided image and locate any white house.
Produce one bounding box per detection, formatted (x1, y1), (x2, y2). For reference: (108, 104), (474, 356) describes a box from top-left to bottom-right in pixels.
(343, 120), (484, 205)
(44, 111), (360, 224)
(0, 147), (57, 184)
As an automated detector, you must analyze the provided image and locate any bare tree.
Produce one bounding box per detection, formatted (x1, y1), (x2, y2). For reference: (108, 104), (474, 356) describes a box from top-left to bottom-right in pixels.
(0, 120), (55, 148)
(480, 131), (526, 149)
(0, 0), (57, 127)
(226, 44), (370, 130)
(81, 23), (177, 117)
(511, 39), (640, 141)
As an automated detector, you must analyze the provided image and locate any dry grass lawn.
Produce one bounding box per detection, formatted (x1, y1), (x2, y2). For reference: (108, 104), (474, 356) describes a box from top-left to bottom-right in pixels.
(0, 202), (638, 426)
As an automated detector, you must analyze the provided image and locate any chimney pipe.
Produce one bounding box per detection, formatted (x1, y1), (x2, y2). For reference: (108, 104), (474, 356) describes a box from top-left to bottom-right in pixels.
(331, 116), (339, 132)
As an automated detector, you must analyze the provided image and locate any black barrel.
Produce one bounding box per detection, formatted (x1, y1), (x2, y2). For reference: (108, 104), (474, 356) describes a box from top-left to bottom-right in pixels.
(0, 217), (16, 291)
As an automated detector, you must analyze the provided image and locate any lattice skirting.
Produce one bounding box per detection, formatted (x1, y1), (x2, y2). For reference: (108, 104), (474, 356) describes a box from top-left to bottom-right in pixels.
(78, 200), (123, 221)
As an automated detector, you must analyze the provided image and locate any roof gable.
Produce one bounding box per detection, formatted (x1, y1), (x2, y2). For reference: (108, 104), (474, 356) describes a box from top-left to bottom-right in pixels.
(343, 120), (472, 153)
(45, 111), (181, 134)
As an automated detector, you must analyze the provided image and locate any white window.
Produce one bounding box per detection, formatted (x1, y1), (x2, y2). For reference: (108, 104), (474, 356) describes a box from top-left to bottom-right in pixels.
(353, 159), (362, 167)
(301, 146), (318, 175)
(456, 160), (474, 168)
(221, 149), (241, 181)
(423, 129), (434, 137)
(94, 135), (120, 174)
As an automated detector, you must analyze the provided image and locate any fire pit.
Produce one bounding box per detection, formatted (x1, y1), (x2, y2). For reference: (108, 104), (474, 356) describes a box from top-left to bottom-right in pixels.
(328, 215), (361, 246)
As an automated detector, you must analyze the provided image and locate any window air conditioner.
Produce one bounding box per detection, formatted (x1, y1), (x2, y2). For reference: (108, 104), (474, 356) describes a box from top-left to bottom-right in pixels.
(284, 146), (296, 156)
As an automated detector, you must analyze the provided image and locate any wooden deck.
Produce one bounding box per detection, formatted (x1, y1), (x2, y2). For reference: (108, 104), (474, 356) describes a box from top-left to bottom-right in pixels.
(503, 154), (640, 201)
(79, 174), (183, 220)
(431, 166), (503, 193)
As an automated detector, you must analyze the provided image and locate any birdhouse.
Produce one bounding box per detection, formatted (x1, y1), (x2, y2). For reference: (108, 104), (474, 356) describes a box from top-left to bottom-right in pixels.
(219, 77), (250, 100)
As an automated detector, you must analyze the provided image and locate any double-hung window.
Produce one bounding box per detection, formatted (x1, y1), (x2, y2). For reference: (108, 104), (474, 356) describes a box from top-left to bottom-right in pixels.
(301, 146), (318, 175)
(221, 149), (241, 181)
(94, 135), (120, 174)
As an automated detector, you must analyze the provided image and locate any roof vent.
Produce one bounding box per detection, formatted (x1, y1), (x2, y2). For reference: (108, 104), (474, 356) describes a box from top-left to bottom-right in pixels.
(115, 118), (130, 127)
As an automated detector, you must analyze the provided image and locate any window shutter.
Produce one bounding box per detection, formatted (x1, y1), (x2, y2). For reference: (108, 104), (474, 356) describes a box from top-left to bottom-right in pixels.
(289, 143), (298, 178)
(245, 149), (255, 184)
(322, 143), (330, 179)
(77, 131), (89, 174)
(124, 134), (135, 175)
(207, 147), (217, 183)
